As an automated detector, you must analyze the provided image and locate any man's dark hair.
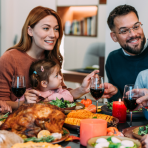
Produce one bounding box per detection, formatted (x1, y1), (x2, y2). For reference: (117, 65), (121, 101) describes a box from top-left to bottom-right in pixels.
(107, 4), (139, 30)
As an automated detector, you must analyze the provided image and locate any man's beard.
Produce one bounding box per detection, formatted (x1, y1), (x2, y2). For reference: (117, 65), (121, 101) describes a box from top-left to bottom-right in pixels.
(121, 36), (146, 55)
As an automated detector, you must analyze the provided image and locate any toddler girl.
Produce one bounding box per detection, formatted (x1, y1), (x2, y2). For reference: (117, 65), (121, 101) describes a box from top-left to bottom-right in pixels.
(20, 59), (73, 102)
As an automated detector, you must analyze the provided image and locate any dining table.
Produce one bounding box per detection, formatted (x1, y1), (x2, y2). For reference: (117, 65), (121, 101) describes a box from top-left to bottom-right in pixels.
(60, 101), (148, 148)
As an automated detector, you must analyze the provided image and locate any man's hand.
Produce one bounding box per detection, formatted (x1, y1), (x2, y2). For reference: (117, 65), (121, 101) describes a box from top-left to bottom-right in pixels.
(101, 83), (118, 99)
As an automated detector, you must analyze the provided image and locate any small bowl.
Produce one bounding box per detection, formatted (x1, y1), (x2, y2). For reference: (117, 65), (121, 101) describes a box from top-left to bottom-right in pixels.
(142, 107), (148, 120)
(64, 105), (76, 110)
(87, 136), (141, 148)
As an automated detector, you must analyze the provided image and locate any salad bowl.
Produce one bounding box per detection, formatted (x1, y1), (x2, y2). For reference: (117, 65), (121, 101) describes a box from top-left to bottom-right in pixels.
(87, 136), (141, 148)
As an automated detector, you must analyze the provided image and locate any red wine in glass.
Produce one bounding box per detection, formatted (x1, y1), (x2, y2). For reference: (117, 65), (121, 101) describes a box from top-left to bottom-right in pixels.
(90, 88), (104, 100)
(90, 75), (104, 113)
(123, 97), (138, 111)
(123, 84), (139, 127)
(11, 87), (26, 98)
(12, 76), (26, 108)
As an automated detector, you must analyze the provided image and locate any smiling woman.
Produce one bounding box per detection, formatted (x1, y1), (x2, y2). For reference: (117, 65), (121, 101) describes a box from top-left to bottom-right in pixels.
(0, 6), (99, 111)
(0, 6), (64, 110)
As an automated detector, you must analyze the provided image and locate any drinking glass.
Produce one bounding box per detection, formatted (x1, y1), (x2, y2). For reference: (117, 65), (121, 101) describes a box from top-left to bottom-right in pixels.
(90, 74), (104, 113)
(12, 76), (26, 108)
(122, 84), (139, 127)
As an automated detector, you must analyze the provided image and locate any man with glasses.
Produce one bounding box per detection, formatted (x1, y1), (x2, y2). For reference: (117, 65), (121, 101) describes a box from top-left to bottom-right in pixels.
(105, 4), (148, 102)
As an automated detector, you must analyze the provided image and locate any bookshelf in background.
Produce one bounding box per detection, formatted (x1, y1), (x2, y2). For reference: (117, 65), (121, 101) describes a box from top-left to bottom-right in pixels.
(57, 6), (98, 37)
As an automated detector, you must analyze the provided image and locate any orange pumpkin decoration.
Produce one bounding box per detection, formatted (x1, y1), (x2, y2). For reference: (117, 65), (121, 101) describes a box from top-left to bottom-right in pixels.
(107, 127), (124, 137)
(81, 96), (92, 107)
(107, 127), (118, 133)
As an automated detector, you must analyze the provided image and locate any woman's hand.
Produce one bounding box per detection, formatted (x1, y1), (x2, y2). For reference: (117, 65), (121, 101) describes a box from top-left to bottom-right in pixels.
(141, 134), (148, 148)
(0, 100), (12, 113)
(24, 89), (41, 103)
(101, 83), (118, 98)
(81, 70), (99, 94)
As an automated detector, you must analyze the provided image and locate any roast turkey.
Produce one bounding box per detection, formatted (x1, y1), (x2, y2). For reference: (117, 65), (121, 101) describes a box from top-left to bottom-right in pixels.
(0, 103), (66, 137)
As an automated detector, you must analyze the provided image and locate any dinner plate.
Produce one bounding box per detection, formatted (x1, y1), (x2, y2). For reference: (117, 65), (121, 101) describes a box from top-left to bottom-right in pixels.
(51, 127), (70, 144)
(64, 102), (85, 114)
(87, 136), (141, 148)
(101, 105), (145, 119)
(132, 126), (143, 140)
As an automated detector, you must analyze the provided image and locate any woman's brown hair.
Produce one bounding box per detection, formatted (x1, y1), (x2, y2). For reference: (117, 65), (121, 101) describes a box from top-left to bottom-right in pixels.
(8, 6), (63, 67)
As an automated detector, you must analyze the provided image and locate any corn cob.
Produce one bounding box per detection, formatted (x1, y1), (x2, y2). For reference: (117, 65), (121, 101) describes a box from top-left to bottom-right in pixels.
(67, 110), (93, 119)
(65, 118), (81, 126)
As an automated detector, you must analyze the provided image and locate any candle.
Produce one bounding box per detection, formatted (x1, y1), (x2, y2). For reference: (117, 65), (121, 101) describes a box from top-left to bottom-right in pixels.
(80, 119), (107, 146)
(112, 99), (127, 123)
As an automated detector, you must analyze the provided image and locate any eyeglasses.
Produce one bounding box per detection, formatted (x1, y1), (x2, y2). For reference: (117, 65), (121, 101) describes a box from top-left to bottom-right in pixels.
(113, 22), (143, 35)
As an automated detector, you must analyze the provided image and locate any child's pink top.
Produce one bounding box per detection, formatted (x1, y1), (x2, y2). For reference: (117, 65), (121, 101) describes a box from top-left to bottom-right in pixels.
(18, 87), (74, 102)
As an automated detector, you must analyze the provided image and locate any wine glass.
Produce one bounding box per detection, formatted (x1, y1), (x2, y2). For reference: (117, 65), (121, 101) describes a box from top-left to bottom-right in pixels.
(12, 76), (26, 108)
(90, 74), (104, 113)
(122, 84), (139, 127)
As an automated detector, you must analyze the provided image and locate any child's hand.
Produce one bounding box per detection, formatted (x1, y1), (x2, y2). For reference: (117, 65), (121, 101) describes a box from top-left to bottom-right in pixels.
(141, 134), (148, 148)
(0, 100), (12, 113)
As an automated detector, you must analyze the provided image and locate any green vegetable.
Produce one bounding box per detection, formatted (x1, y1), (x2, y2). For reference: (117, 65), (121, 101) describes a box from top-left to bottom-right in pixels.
(0, 112), (9, 121)
(24, 136), (54, 143)
(91, 142), (97, 147)
(107, 136), (112, 142)
(109, 142), (121, 148)
(92, 116), (97, 119)
(138, 124), (148, 135)
(49, 97), (76, 108)
(63, 129), (69, 136)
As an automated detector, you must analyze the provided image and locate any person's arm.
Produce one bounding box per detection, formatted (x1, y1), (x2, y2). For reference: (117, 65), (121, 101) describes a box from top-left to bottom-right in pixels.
(0, 51), (18, 109)
(5, 101), (24, 110)
(135, 71), (145, 88)
(69, 70), (99, 99)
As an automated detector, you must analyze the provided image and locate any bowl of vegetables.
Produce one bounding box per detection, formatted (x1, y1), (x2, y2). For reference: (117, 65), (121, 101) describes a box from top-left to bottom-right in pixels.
(49, 98), (76, 110)
(142, 107), (148, 120)
(87, 136), (141, 148)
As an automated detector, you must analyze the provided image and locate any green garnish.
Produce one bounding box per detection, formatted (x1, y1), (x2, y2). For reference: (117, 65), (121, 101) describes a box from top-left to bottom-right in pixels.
(0, 112), (9, 121)
(24, 136), (54, 143)
(63, 129), (69, 136)
(138, 124), (148, 135)
(92, 116), (97, 119)
(91, 142), (97, 147)
(49, 97), (76, 108)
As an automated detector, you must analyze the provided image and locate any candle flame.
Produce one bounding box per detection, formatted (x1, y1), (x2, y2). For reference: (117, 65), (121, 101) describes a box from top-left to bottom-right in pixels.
(119, 98), (121, 102)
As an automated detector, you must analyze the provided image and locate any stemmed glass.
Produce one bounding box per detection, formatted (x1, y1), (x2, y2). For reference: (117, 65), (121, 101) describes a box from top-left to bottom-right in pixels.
(90, 74), (104, 113)
(122, 84), (139, 127)
(12, 76), (26, 108)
